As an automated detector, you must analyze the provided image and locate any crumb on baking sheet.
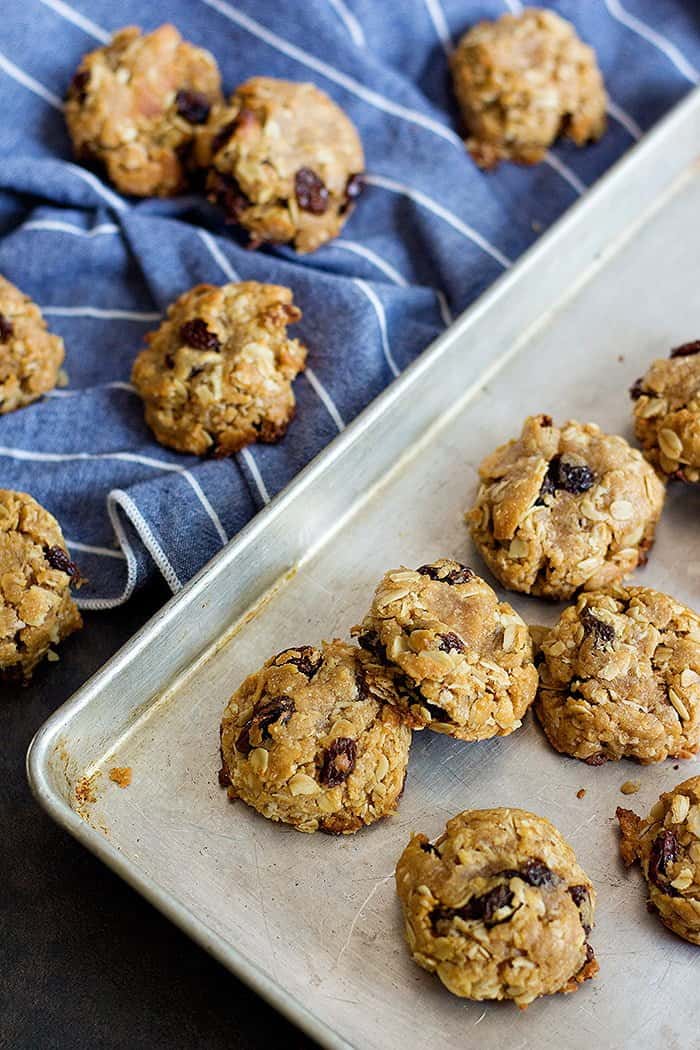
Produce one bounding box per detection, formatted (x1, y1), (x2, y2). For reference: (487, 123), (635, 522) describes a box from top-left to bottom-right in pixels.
(576, 788), (586, 799)
(620, 780), (641, 795)
(75, 774), (99, 805)
(108, 766), (132, 789)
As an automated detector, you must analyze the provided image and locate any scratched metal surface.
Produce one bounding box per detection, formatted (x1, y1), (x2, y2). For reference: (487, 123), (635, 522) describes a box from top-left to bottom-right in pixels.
(28, 93), (700, 1050)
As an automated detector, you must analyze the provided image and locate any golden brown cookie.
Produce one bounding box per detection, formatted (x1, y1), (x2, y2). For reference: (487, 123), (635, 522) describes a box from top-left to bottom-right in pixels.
(450, 8), (607, 168)
(219, 640), (412, 834)
(0, 490), (82, 681)
(631, 341), (700, 484)
(0, 275), (64, 413)
(65, 24), (222, 197)
(536, 587), (700, 765)
(467, 414), (666, 599)
(353, 559), (537, 740)
(617, 776), (700, 944)
(198, 77), (364, 253)
(131, 281), (307, 456)
(396, 807), (598, 1007)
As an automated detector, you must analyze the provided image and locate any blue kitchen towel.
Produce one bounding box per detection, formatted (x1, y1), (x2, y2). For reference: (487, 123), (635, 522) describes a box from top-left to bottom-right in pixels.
(0, 0), (697, 610)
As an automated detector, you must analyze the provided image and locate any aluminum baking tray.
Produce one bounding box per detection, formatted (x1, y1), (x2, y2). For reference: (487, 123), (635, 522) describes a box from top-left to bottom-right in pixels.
(28, 89), (700, 1050)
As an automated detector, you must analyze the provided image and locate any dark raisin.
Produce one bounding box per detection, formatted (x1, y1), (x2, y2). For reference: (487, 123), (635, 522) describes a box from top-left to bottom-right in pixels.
(69, 69), (90, 103)
(584, 752), (608, 766)
(649, 830), (680, 892)
(208, 170), (250, 223)
(357, 629), (384, 660)
(539, 414), (553, 428)
(630, 377), (646, 400)
(294, 168), (329, 215)
(581, 607), (616, 648)
(164, 353), (175, 369)
(175, 89), (211, 125)
(540, 455), (595, 500)
(416, 563), (475, 585)
(438, 632), (465, 654)
(430, 883), (517, 933)
(670, 340), (700, 359)
(520, 859), (556, 887)
(275, 645), (322, 679)
(355, 665), (371, 702)
(420, 841), (441, 857)
(0, 313), (13, 342)
(319, 737), (357, 787)
(179, 319), (221, 352)
(585, 943), (595, 964)
(237, 696), (295, 755)
(568, 884), (589, 908)
(44, 545), (81, 580)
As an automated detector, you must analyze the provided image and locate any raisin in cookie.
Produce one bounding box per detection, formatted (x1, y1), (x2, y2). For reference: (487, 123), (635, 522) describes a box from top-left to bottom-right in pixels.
(631, 341), (700, 484)
(536, 588), (700, 765)
(617, 776), (700, 944)
(219, 641), (411, 834)
(0, 275), (64, 413)
(131, 281), (307, 456)
(450, 8), (606, 169)
(353, 560), (536, 740)
(396, 807), (597, 1007)
(0, 490), (82, 681)
(65, 24), (222, 197)
(467, 415), (666, 599)
(198, 77), (364, 253)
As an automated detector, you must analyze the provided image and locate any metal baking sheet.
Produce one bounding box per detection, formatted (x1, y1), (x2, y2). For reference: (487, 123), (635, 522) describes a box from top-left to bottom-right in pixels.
(28, 90), (700, 1050)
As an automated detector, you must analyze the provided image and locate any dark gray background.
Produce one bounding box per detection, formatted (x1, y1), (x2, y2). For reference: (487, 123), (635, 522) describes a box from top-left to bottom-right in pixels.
(3, 581), (313, 1050)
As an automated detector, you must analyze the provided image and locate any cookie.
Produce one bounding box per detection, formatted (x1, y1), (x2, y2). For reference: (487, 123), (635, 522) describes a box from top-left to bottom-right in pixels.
(631, 341), (700, 484)
(353, 560), (537, 740)
(0, 275), (64, 413)
(617, 776), (700, 944)
(198, 77), (364, 253)
(467, 414), (666, 599)
(65, 24), (222, 197)
(536, 587), (700, 765)
(131, 281), (307, 456)
(450, 8), (606, 169)
(0, 490), (82, 681)
(219, 640), (412, 834)
(396, 807), (597, 1007)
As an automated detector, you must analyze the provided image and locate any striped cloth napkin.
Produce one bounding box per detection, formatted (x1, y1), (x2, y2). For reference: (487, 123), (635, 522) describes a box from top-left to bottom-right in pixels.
(0, 0), (697, 609)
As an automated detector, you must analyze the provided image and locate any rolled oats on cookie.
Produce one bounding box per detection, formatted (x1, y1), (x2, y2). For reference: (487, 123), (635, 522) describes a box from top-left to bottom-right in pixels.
(219, 640), (411, 834)
(131, 281), (307, 456)
(354, 559), (537, 740)
(0, 275), (64, 413)
(617, 775), (700, 944)
(65, 24), (222, 197)
(396, 807), (598, 1007)
(0, 490), (82, 682)
(536, 587), (700, 765)
(631, 340), (700, 483)
(198, 77), (364, 253)
(450, 8), (606, 169)
(467, 414), (665, 599)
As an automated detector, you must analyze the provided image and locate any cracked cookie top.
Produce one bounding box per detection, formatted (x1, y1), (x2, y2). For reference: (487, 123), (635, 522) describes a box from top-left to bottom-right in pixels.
(617, 775), (700, 945)
(396, 807), (597, 1007)
(131, 280), (307, 456)
(0, 489), (82, 680)
(353, 559), (537, 740)
(0, 274), (64, 413)
(219, 640), (412, 834)
(537, 587), (700, 765)
(467, 414), (666, 599)
(65, 24), (222, 197)
(198, 77), (365, 253)
(450, 8), (606, 169)
(631, 340), (700, 483)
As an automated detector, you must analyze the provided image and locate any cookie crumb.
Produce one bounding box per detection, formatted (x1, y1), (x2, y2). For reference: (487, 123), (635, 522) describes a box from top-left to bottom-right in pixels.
(576, 788), (586, 799)
(109, 766), (132, 789)
(75, 774), (99, 805)
(620, 780), (641, 795)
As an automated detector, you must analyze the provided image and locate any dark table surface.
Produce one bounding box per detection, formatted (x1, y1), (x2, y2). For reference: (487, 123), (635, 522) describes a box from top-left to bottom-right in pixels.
(3, 580), (314, 1050)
